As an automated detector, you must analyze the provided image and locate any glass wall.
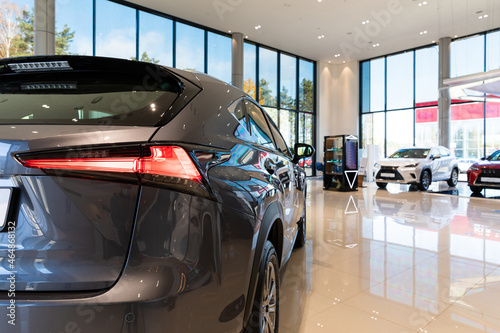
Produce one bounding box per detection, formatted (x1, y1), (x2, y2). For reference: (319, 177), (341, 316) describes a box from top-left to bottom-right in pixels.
(0, 0), (35, 58)
(361, 30), (500, 158)
(449, 31), (500, 159)
(95, 0), (136, 59)
(244, 42), (316, 175)
(360, 46), (438, 156)
(52, 0), (235, 82)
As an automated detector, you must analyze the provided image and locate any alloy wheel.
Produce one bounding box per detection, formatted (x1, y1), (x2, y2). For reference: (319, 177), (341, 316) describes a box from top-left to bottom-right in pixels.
(261, 262), (277, 333)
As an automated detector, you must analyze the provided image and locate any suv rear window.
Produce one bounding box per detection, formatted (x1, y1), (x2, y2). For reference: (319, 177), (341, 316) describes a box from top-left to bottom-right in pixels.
(0, 58), (184, 126)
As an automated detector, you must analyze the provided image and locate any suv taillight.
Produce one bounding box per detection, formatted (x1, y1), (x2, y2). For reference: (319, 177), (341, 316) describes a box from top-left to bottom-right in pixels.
(14, 145), (209, 197)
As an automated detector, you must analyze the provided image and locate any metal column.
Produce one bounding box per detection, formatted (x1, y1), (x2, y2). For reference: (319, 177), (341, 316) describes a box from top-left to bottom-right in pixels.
(34, 0), (55, 56)
(232, 32), (244, 89)
(438, 37), (451, 148)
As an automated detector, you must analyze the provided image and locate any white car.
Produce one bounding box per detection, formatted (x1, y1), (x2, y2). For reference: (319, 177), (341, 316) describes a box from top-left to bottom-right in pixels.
(374, 146), (459, 191)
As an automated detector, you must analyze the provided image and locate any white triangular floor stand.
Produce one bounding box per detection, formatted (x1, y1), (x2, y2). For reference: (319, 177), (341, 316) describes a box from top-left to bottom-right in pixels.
(345, 195), (359, 214)
(344, 170), (359, 189)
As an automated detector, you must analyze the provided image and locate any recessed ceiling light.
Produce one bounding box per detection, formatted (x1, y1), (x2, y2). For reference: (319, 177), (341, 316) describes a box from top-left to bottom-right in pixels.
(419, 31), (428, 35)
(318, 35), (325, 39)
(328, 61), (331, 63)
(334, 54), (340, 57)
(245, 35), (248, 38)
(228, 30), (232, 33)
(362, 20), (370, 25)
(418, 1), (427, 6)
(255, 25), (261, 30)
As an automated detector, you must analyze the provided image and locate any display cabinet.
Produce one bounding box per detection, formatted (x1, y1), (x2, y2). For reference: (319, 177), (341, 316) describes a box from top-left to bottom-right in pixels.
(323, 135), (359, 191)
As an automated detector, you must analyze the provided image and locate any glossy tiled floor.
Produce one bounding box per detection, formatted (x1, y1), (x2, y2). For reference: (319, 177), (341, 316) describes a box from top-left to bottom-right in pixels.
(279, 179), (500, 332)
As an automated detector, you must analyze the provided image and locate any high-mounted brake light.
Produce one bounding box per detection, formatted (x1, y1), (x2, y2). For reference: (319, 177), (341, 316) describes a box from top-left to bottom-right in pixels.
(16, 146), (202, 183)
(8, 61), (72, 72)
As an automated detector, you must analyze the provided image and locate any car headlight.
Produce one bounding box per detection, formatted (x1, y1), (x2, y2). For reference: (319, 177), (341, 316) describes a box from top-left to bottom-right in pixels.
(468, 166), (480, 171)
(404, 163), (419, 168)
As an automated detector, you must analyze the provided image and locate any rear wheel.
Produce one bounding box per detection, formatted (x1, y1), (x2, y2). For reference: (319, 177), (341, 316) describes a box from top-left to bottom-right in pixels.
(376, 182), (387, 189)
(417, 170), (431, 191)
(249, 241), (280, 333)
(447, 168), (459, 187)
(470, 185), (482, 194)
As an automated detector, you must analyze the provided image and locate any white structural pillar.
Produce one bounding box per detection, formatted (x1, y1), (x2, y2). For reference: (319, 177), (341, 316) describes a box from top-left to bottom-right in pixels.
(438, 37), (451, 148)
(232, 33), (244, 89)
(34, 0), (56, 55)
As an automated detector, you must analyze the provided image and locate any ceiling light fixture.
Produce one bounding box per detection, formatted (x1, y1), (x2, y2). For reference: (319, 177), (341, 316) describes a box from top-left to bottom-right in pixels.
(362, 20), (370, 25)
(255, 25), (261, 30)
(334, 54), (340, 57)
(419, 31), (428, 35)
(318, 35), (325, 39)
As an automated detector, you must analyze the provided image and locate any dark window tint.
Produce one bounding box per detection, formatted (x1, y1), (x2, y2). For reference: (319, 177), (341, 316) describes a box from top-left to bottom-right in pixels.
(245, 100), (275, 150)
(0, 64), (181, 126)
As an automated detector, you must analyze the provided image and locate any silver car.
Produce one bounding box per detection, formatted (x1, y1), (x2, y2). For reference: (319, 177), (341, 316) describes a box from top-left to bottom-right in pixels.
(374, 146), (459, 191)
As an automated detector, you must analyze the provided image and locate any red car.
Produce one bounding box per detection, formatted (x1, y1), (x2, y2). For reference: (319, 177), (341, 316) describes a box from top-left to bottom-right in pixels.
(467, 150), (500, 193)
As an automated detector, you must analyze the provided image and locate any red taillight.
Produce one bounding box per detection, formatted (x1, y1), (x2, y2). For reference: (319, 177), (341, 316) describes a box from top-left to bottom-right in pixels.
(16, 146), (202, 183)
(136, 146), (201, 183)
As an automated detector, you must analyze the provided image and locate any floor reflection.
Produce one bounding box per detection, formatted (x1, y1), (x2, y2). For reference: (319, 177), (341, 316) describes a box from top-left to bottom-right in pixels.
(279, 179), (500, 333)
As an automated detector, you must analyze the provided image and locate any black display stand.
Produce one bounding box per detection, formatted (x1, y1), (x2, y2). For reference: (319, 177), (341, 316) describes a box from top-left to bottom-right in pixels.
(323, 135), (359, 191)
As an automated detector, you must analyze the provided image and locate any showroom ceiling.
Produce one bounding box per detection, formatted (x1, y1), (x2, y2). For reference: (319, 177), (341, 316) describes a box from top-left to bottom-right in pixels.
(126, 0), (500, 63)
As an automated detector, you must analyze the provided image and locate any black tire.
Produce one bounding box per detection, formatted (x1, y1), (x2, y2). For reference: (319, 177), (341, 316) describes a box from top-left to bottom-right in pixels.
(417, 170), (431, 191)
(376, 182), (387, 189)
(447, 168), (459, 187)
(249, 240), (279, 333)
(470, 185), (482, 194)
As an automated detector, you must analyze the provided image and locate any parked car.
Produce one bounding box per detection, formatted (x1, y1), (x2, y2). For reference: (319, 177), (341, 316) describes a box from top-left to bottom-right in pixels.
(457, 158), (479, 173)
(0, 56), (315, 333)
(467, 150), (500, 193)
(374, 146), (459, 191)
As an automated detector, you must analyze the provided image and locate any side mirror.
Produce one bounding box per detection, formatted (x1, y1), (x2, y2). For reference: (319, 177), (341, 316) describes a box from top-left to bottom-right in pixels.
(431, 154), (441, 160)
(481, 156), (486, 161)
(292, 143), (315, 164)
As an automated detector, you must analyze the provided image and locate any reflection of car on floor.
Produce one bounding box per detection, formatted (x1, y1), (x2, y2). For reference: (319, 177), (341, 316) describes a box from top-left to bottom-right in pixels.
(467, 150), (500, 194)
(466, 197), (500, 234)
(298, 156), (312, 167)
(371, 188), (458, 230)
(0, 55), (315, 332)
(374, 146), (459, 191)
(457, 158), (479, 173)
